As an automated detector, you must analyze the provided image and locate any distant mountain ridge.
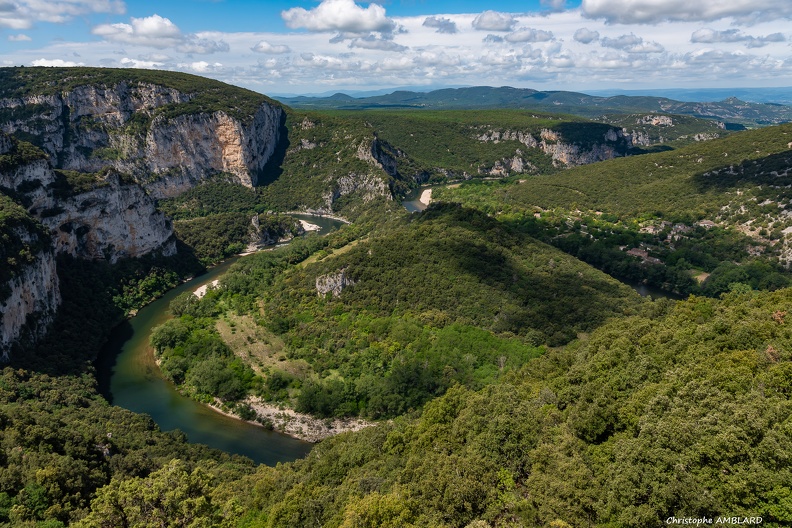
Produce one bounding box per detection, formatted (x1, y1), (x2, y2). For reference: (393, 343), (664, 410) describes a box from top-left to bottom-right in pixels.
(274, 86), (792, 128)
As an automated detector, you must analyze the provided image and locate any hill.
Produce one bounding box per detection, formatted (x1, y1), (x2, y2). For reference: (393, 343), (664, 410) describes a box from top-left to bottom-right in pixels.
(274, 85), (792, 128)
(149, 204), (643, 425)
(436, 123), (792, 296)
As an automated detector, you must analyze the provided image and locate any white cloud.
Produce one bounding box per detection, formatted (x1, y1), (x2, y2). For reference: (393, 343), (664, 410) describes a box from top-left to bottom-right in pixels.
(582, 0), (792, 25)
(251, 40), (291, 54)
(93, 14), (181, 48)
(601, 33), (642, 49)
(8, 33), (32, 41)
(31, 58), (84, 66)
(120, 57), (164, 68)
(178, 37), (229, 54)
(504, 27), (555, 43)
(472, 11), (517, 32)
(282, 0), (394, 33)
(92, 14), (228, 53)
(574, 27), (599, 43)
(0, 0), (124, 29)
(691, 28), (786, 48)
(423, 16), (457, 34)
(178, 60), (223, 73)
(349, 35), (407, 52)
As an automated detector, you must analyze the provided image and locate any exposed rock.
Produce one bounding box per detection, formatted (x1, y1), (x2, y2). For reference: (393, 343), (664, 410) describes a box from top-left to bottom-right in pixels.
(322, 172), (390, 210)
(0, 81), (283, 198)
(316, 269), (356, 297)
(476, 126), (628, 168)
(0, 250), (60, 361)
(44, 173), (175, 263)
(639, 115), (673, 126)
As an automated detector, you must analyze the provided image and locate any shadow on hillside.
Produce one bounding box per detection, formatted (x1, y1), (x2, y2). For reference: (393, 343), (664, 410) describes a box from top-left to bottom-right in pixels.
(693, 151), (792, 190)
(356, 203), (638, 345)
(257, 111), (289, 187)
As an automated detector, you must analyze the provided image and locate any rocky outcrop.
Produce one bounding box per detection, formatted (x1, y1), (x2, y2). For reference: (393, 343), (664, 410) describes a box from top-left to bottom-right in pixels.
(639, 115), (673, 126)
(0, 250), (60, 360)
(44, 173), (175, 262)
(0, 80), (283, 198)
(316, 269), (356, 297)
(322, 172), (390, 211)
(476, 126), (629, 168)
(0, 132), (176, 356)
(143, 105), (282, 198)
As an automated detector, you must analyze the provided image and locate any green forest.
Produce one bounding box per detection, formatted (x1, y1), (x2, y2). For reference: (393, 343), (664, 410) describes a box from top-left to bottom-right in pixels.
(1, 68), (791, 527)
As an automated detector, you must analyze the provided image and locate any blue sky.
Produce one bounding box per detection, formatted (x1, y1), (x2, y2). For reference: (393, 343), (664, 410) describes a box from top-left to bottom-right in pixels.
(1, 1), (790, 95)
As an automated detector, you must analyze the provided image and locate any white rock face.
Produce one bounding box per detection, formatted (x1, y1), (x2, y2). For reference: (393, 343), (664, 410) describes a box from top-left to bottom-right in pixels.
(477, 127), (628, 168)
(0, 81), (283, 197)
(143, 105), (281, 198)
(0, 250), (60, 361)
(43, 173), (175, 263)
(316, 269), (356, 297)
(0, 132), (176, 356)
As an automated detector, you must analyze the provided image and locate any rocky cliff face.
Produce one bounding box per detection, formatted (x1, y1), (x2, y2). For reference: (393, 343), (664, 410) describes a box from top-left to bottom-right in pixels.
(45, 173), (175, 262)
(1, 132), (176, 356)
(0, 249), (60, 361)
(0, 81), (283, 198)
(476, 127), (630, 168)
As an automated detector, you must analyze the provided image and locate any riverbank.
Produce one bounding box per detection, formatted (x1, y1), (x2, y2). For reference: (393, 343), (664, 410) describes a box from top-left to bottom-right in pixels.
(419, 188), (433, 206)
(284, 210), (351, 224)
(209, 397), (375, 443)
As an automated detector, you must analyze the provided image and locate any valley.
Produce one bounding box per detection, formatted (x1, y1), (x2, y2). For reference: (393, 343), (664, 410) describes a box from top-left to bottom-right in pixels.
(1, 66), (791, 527)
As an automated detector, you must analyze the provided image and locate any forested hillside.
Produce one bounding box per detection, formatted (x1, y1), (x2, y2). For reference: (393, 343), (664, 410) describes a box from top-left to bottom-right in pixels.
(1, 68), (791, 527)
(437, 124), (792, 296)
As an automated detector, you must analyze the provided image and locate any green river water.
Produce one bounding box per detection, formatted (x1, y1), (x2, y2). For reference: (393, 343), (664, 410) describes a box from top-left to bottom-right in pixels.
(96, 214), (345, 466)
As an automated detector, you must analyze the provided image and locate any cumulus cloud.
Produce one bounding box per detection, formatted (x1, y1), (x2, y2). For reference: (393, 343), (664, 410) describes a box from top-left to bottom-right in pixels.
(472, 11), (517, 32)
(573, 27), (599, 43)
(282, 0), (394, 33)
(423, 16), (457, 34)
(1, 0), (124, 29)
(600, 32), (664, 53)
(8, 33), (32, 41)
(582, 0), (792, 25)
(601, 33), (642, 49)
(251, 40), (291, 54)
(178, 37), (229, 54)
(93, 14), (181, 48)
(92, 14), (228, 53)
(120, 57), (164, 68)
(31, 58), (84, 66)
(349, 34), (407, 52)
(178, 61), (223, 73)
(691, 28), (786, 48)
(504, 27), (554, 43)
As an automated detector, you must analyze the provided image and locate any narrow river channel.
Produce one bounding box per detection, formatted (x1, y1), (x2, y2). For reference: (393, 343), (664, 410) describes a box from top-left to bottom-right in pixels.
(95, 214), (345, 466)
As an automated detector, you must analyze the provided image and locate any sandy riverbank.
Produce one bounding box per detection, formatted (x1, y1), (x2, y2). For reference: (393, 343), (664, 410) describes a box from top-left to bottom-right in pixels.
(209, 397), (374, 443)
(299, 219), (321, 232)
(193, 279), (220, 299)
(419, 188), (433, 206)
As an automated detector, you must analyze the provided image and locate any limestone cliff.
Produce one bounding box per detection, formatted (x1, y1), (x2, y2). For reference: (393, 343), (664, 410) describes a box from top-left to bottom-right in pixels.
(0, 73), (283, 198)
(1, 133), (176, 356)
(476, 126), (631, 169)
(0, 192), (60, 360)
(0, 249), (60, 360)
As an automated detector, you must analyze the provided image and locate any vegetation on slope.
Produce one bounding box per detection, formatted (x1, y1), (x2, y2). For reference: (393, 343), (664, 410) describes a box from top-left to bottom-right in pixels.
(0, 67), (277, 125)
(0, 194), (51, 301)
(150, 204), (641, 421)
(436, 123), (792, 295)
(73, 286), (792, 527)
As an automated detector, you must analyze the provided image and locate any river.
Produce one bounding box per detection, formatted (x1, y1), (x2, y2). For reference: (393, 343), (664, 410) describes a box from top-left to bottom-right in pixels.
(95, 214), (345, 466)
